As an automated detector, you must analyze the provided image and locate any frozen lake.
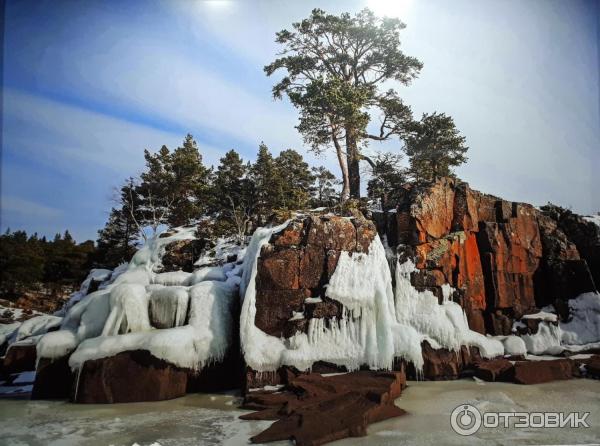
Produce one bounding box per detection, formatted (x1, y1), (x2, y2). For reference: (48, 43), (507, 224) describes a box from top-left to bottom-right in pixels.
(0, 379), (599, 446)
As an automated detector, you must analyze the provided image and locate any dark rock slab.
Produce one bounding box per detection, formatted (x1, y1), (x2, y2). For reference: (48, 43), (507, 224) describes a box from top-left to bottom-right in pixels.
(513, 359), (573, 384)
(474, 358), (515, 382)
(32, 356), (74, 400)
(240, 371), (406, 446)
(2, 344), (37, 375)
(72, 350), (188, 403)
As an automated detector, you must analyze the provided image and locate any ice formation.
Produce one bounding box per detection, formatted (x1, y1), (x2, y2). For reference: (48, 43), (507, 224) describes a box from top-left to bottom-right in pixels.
(239, 222), (502, 374)
(35, 226), (238, 372)
(7, 216), (599, 381)
(394, 259), (504, 360)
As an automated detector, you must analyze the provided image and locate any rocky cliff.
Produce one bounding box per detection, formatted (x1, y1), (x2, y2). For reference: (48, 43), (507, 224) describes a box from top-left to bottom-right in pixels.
(2, 178), (599, 406)
(373, 177), (598, 336)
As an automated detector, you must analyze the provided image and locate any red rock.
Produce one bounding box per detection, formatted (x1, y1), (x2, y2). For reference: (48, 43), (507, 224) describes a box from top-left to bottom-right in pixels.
(299, 246), (326, 289)
(159, 239), (205, 272)
(2, 344), (37, 374)
(254, 289), (306, 337)
(451, 181), (479, 232)
(305, 300), (341, 319)
(584, 355), (600, 378)
(241, 371), (407, 446)
(326, 250), (341, 280)
(474, 358), (514, 382)
(306, 216), (357, 251)
(72, 350), (188, 403)
(411, 178), (455, 242)
(257, 248), (300, 290)
(353, 218), (377, 253)
(32, 356), (75, 400)
(273, 220), (304, 247)
(513, 359), (573, 384)
(411, 341), (481, 380)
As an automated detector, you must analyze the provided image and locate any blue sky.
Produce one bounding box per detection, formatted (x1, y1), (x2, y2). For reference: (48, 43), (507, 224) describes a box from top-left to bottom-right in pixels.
(2, 0), (599, 242)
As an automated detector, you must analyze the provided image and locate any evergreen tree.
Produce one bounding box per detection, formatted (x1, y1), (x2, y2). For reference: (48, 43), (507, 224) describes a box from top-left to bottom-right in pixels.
(311, 166), (338, 207)
(0, 230), (45, 295)
(274, 149), (314, 209)
(168, 134), (212, 227)
(95, 206), (138, 268)
(249, 143), (283, 221)
(138, 134), (211, 231)
(212, 149), (256, 241)
(404, 112), (468, 183)
(265, 8), (421, 200)
(366, 152), (407, 210)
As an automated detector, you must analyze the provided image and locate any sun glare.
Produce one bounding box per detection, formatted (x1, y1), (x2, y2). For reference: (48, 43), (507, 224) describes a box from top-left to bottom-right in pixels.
(367, 0), (414, 19)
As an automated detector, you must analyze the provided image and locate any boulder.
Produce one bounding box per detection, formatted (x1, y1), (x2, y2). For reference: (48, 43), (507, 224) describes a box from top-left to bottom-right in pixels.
(2, 344), (37, 375)
(407, 341), (481, 380)
(31, 356), (74, 400)
(72, 350), (188, 403)
(474, 358), (515, 382)
(512, 359), (573, 384)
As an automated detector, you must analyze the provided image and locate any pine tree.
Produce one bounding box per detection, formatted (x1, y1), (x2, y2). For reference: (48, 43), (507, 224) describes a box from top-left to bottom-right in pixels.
(404, 113), (468, 183)
(95, 206), (138, 268)
(311, 166), (338, 207)
(274, 149), (314, 210)
(168, 134), (212, 227)
(137, 134), (211, 231)
(249, 143), (283, 221)
(265, 9), (421, 200)
(366, 152), (407, 211)
(212, 149), (256, 241)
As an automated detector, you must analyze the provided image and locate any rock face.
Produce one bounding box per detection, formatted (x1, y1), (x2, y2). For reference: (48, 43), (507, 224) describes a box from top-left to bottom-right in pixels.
(240, 370), (407, 446)
(72, 350), (188, 403)
(254, 215), (377, 340)
(375, 178), (598, 336)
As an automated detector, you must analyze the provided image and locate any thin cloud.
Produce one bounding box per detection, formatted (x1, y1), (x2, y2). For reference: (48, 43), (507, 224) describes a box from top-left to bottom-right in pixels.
(1, 196), (63, 220)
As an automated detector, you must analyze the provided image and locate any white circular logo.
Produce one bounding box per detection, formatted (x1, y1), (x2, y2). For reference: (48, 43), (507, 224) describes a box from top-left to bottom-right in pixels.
(450, 404), (482, 436)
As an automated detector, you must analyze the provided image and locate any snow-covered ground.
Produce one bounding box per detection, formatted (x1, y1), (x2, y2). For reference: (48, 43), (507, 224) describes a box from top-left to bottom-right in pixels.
(0, 380), (598, 446)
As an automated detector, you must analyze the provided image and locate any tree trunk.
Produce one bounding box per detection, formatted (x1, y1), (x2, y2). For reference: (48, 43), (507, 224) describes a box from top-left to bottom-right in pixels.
(345, 127), (360, 199)
(332, 133), (350, 202)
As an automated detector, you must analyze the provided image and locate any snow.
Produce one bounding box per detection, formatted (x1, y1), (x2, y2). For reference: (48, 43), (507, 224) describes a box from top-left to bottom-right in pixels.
(13, 315), (62, 343)
(37, 226), (239, 373)
(561, 292), (600, 345)
(12, 371), (36, 384)
(69, 280), (237, 371)
(102, 284), (151, 336)
(492, 335), (527, 356)
(518, 292), (600, 354)
(0, 322), (21, 347)
(195, 237), (246, 267)
(304, 297), (322, 304)
(521, 322), (563, 355)
(522, 311), (558, 322)
(583, 215), (600, 227)
(394, 260), (504, 361)
(60, 268), (112, 314)
(188, 267), (227, 284)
